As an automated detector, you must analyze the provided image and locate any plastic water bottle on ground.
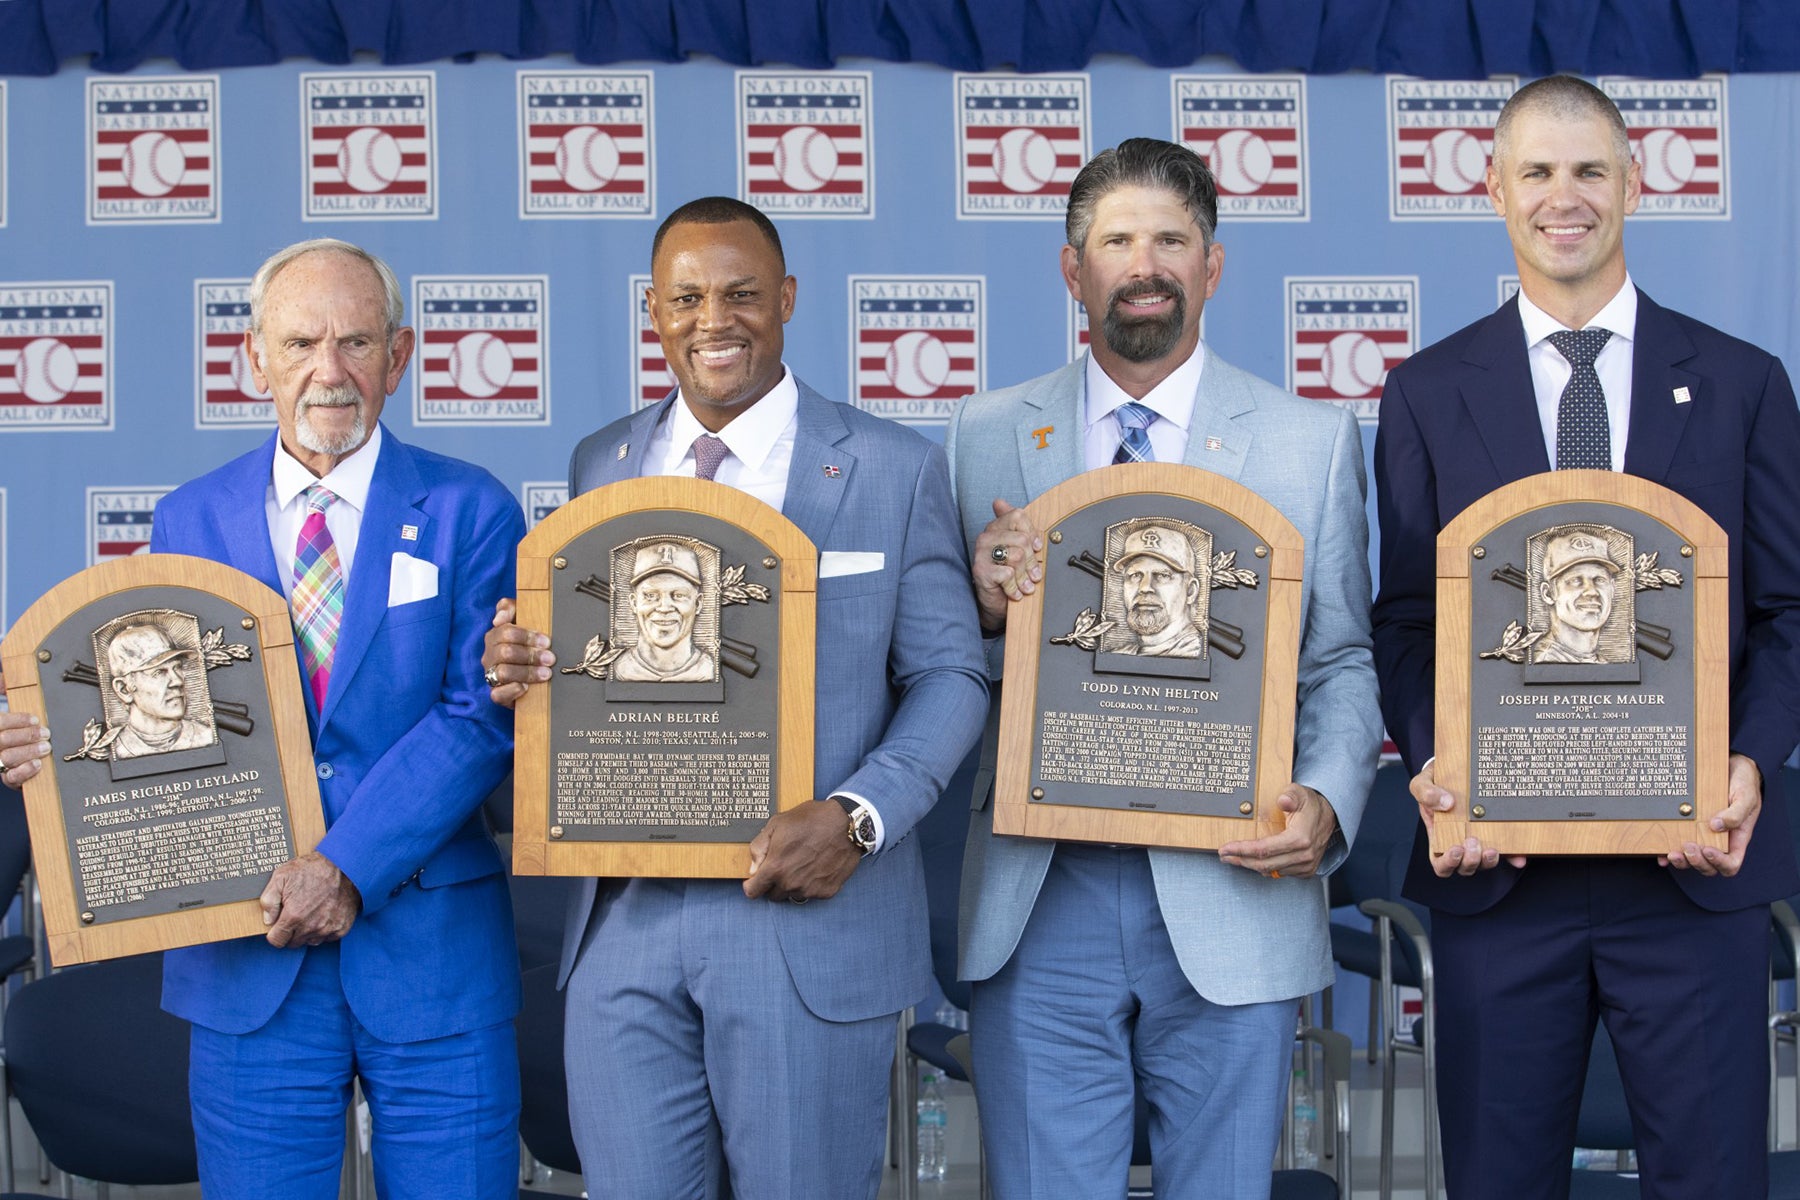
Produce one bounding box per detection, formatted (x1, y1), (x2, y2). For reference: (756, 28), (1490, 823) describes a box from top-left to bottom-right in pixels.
(916, 1070), (948, 1182)
(1290, 1066), (1319, 1170)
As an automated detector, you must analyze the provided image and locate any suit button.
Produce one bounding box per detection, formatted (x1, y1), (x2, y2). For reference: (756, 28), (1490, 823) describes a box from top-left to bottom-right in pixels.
(317, 762), (335, 779)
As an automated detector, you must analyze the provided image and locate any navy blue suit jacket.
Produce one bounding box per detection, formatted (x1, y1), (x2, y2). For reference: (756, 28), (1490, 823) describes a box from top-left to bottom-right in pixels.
(1373, 292), (1800, 915)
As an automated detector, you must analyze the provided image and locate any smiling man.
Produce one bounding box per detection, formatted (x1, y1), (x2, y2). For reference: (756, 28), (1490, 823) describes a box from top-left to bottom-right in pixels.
(1373, 76), (1800, 1199)
(944, 139), (1379, 1199)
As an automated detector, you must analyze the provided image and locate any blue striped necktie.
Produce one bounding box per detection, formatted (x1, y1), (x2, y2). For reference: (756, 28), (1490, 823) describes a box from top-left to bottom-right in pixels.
(1113, 402), (1157, 464)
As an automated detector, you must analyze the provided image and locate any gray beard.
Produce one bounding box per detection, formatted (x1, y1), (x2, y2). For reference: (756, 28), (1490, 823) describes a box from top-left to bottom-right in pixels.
(295, 384), (368, 456)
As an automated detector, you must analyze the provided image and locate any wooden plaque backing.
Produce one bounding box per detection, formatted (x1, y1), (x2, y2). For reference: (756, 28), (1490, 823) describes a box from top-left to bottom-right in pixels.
(0, 555), (325, 965)
(994, 463), (1304, 849)
(512, 477), (816, 878)
(1435, 470), (1728, 857)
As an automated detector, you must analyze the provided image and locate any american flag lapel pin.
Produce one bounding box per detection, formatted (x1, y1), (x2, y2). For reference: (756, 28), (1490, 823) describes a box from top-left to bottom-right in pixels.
(1205, 436), (1224, 452)
(400, 524), (418, 541)
(823, 465), (841, 478)
(1673, 386), (1691, 405)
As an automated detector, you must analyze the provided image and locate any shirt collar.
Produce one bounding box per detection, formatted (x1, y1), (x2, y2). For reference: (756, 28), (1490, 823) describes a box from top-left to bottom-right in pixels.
(665, 367), (799, 472)
(1082, 340), (1206, 432)
(270, 421), (383, 512)
(1517, 273), (1638, 348)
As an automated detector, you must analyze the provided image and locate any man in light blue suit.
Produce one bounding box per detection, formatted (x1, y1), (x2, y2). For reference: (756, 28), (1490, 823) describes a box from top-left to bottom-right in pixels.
(482, 198), (988, 1200)
(946, 140), (1380, 1199)
(144, 239), (524, 1198)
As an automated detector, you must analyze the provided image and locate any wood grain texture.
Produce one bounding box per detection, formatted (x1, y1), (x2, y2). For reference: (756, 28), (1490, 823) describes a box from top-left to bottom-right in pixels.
(0, 555), (323, 965)
(512, 477), (817, 878)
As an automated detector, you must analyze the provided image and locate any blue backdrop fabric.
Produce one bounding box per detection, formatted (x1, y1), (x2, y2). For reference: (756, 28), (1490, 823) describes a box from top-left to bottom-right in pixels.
(5, 1), (1800, 79)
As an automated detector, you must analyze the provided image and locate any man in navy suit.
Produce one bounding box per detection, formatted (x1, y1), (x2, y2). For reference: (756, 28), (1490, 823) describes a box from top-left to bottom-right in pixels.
(1373, 76), (1800, 1198)
(482, 198), (988, 1199)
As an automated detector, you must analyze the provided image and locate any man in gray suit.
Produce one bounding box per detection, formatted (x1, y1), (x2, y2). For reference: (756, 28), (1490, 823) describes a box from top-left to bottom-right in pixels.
(482, 197), (988, 1200)
(945, 139), (1380, 1199)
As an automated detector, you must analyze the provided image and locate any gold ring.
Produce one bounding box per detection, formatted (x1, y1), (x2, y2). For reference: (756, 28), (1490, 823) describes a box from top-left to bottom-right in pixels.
(1269, 870), (1282, 880)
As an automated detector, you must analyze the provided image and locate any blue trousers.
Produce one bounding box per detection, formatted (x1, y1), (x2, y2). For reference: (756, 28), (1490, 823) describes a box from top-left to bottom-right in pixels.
(971, 845), (1298, 1200)
(188, 942), (520, 1200)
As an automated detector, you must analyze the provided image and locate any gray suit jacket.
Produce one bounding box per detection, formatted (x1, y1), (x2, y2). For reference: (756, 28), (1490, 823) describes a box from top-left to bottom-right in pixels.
(557, 380), (990, 1022)
(945, 349), (1381, 1005)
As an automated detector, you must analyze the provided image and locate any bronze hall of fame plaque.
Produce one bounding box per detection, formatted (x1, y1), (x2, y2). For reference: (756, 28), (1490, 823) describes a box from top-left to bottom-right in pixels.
(0, 556), (324, 965)
(512, 477), (816, 879)
(1434, 470), (1729, 858)
(995, 463), (1303, 850)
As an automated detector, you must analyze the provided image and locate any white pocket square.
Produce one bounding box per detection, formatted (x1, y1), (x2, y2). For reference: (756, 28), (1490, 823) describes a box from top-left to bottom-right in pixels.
(819, 551), (884, 578)
(388, 552), (439, 606)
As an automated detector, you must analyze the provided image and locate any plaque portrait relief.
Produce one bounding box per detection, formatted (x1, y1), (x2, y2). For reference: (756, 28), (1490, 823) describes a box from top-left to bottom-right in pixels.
(611, 538), (721, 685)
(1529, 526), (1632, 667)
(1101, 519), (1210, 662)
(94, 615), (220, 759)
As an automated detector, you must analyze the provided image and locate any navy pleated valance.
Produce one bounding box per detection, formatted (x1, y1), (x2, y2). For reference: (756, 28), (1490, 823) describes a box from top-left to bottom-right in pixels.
(2, 0), (1797, 79)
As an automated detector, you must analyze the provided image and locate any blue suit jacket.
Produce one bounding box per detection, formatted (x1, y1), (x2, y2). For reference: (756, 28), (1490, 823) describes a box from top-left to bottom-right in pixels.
(1373, 292), (1800, 915)
(149, 426), (524, 1042)
(555, 381), (990, 1022)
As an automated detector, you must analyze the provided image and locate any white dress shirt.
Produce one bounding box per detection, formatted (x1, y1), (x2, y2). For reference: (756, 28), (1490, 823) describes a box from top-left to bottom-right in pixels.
(266, 423), (382, 599)
(1518, 276), (1637, 471)
(1081, 340), (1205, 469)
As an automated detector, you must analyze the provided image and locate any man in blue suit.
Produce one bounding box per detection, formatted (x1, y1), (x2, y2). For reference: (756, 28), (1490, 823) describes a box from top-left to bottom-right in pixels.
(1373, 76), (1800, 1199)
(947, 140), (1380, 1199)
(482, 197), (988, 1199)
(142, 239), (524, 1197)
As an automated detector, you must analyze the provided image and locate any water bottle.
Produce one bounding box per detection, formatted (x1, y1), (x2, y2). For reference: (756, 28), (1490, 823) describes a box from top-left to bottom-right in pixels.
(933, 999), (967, 1031)
(916, 1071), (948, 1182)
(1290, 1067), (1319, 1170)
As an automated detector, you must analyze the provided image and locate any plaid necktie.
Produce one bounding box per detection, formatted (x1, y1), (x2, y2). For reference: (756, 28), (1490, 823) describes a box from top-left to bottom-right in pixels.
(292, 484), (345, 710)
(1549, 327), (1613, 471)
(1113, 402), (1157, 464)
(692, 434), (729, 481)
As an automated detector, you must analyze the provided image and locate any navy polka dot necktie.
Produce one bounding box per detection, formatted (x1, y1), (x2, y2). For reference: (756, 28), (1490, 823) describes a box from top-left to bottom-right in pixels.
(1113, 402), (1157, 464)
(1548, 328), (1613, 471)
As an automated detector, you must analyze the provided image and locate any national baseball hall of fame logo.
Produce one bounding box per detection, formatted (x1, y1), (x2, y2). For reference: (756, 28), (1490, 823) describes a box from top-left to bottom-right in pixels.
(738, 72), (872, 218)
(88, 488), (171, 566)
(86, 76), (219, 225)
(851, 277), (984, 427)
(1386, 78), (1516, 220)
(517, 71), (654, 219)
(302, 72), (436, 220)
(522, 483), (569, 529)
(955, 75), (1088, 219)
(195, 280), (271, 428)
(1286, 278), (1418, 424)
(1600, 76), (1729, 218)
(414, 277), (549, 426)
(1173, 76), (1307, 221)
(0, 283), (112, 430)
(631, 275), (674, 412)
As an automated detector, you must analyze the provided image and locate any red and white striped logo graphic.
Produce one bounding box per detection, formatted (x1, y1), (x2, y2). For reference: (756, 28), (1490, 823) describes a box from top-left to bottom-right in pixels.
(414, 277), (548, 425)
(1173, 76), (1307, 220)
(631, 275), (673, 412)
(88, 488), (170, 564)
(738, 72), (872, 217)
(851, 276), (983, 427)
(195, 280), (271, 428)
(1387, 78), (1515, 220)
(1068, 296), (1089, 364)
(0, 283), (112, 430)
(1600, 76), (1729, 218)
(1286, 277), (1417, 424)
(88, 76), (218, 224)
(303, 73), (436, 220)
(518, 71), (653, 218)
(956, 75), (1088, 219)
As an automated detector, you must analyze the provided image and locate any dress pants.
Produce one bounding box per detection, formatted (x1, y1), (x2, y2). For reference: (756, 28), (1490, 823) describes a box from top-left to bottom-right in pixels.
(1432, 857), (1769, 1200)
(564, 878), (894, 1200)
(971, 844), (1297, 1200)
(187, 941), (520, 1200)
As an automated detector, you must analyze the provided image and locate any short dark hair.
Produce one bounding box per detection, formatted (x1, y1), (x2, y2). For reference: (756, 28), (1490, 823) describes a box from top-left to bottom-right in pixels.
(651, 197), (786, 271)
(1493, 75), (1632, 170)
(1065, 138), (1219, 255)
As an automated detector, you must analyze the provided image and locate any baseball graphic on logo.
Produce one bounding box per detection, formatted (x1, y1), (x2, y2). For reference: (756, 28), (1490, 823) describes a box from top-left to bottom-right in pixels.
(229, 344), (268, 400)
(1319, 332), (1388, 398)
(338, 127), (404, 194)
(120, 131), (188, 198)
(992, 128), (1057, 194)
(16, 337), (81, 404)
(884, 331), (952, 399)
(1209, 130), (1274, 194)
(1636, 128), (1697, 193)
(555, 126), (621, 192)
(774, 126), (839, 193)
(448, 332), (514, 399)
(1422, 129), (1487, 194)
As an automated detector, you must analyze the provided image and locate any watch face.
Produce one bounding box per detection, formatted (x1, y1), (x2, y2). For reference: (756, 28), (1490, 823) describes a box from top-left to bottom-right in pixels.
(852, 813), (877, 850)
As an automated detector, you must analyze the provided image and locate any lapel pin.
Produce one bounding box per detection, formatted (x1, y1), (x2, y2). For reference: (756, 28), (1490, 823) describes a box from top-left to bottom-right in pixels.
(822, 465), (841, 478)
(1031, 426), (1053, 450)
(1205, 436), (1224, 452)
(400, 524), (418, 541)
(1673, 386), (1691, 405)
(616, 442), (629, 460)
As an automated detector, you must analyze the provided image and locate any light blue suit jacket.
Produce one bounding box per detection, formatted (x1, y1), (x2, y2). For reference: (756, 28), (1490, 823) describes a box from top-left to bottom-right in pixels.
(149, 426), (524, 1042)
(945, 350), (1381, 1005)
(557, 381), (990, 1022)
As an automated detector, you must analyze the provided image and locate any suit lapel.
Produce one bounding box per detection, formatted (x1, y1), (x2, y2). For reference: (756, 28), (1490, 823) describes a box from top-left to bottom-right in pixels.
(1184, 349), (1253, 480)
(1017, 361), (1084, 504)
(217, 434), (285, 593)
(604, 399), (671, 488)
(1621, 291), (1699, 484)
(1461, 299), (1553, 480)
(782, 382), (853, 547)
